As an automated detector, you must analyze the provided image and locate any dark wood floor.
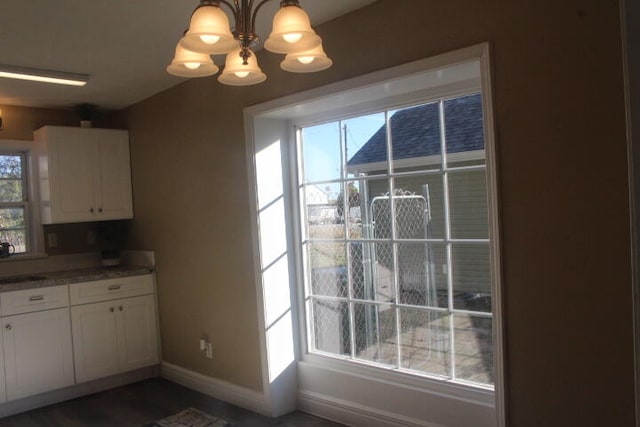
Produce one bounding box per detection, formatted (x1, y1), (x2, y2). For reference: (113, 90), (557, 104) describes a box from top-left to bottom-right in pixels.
(0, 378), (345, 427)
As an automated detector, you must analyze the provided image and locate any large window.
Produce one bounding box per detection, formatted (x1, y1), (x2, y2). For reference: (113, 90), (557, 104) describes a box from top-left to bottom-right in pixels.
(0, 153), (30, 254)
(297, 93), (493, 387)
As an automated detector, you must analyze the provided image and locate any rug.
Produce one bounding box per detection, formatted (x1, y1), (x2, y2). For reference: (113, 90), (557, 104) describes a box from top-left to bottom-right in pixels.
(146, 408), (232, 427)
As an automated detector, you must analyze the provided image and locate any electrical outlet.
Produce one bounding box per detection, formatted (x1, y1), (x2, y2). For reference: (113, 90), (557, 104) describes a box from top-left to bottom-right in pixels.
(205, 343), (213, 359)
(47, 233), (57, 248)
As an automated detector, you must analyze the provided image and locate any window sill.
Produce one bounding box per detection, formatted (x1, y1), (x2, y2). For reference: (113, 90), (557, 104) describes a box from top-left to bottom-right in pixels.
(0, 253), (48, 263)
(300, 353), (495, 407)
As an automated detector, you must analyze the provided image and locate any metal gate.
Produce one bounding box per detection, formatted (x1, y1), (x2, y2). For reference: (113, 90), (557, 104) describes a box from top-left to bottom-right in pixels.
(355, 187), (441, 358)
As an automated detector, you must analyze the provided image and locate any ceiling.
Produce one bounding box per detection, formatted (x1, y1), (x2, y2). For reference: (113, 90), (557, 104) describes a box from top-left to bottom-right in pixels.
(0, 0), (377, 111)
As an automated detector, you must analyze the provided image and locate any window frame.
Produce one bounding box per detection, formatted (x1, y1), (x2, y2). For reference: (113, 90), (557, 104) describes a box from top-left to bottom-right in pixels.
(0, 151), (29, 253)
(244, 43), (504, 426)
(0, 141), (45, 260)
(294, 92), (494, 388)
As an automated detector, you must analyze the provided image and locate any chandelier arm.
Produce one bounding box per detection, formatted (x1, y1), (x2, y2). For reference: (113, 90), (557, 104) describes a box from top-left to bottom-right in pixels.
(251, 0), (277, 35)
(240, 0), (251, 36)
(218, 0), (240, 24)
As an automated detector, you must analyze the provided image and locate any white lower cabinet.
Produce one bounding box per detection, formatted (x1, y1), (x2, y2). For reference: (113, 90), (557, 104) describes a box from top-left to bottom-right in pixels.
(70, 300), (120, 382)
(116, 295), (159, 373)
(71, 294), (159, 383)
(0, 274), (158, 406)
(0, 337), (6, 404)
(2, 308), (74, 401)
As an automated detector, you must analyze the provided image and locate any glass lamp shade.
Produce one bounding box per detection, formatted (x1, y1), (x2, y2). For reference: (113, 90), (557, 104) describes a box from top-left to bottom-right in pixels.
(180, 5), (237, 54)
(264, 5), (321, 54)
(166, 44), (219, 77)
(218, 48), (267, 86)
(281, 44), (332, 73)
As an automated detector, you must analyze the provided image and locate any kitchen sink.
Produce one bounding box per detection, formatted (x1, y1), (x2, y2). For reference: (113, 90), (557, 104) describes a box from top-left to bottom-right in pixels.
(0, 275), (47, 285)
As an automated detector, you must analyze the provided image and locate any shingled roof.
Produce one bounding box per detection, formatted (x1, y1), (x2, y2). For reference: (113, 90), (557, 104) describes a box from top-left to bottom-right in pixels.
(347, 94), (484, 166)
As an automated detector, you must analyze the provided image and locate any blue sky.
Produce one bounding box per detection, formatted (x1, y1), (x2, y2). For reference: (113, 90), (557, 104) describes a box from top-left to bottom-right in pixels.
(300, 112), (386, 186)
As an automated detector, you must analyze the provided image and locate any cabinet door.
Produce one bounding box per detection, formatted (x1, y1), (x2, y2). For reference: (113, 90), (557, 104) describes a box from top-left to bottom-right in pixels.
(2, 308), (74, 401)
(49, 128), (97, 223)
(116, 295), (159, 372)
(95, 130), (133, 220)
(35, 126), (134, 224)
(0, 329), (7, 404)
(71, 300), (120, 383)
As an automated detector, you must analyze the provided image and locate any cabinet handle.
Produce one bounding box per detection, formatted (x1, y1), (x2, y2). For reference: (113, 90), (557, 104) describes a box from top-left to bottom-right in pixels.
(98, 207), (103, 213)
(5, 324), (11, 331)
(90, 207), (94, 213)
(109, 307), (115, 313)
(28, 295), (44, 301)
(118, 306), (123, 311)
(108, 285), (121, 291)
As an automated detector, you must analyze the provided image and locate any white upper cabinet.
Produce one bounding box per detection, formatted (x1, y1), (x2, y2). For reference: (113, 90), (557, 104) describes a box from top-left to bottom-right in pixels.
(34, 126), (134, 224)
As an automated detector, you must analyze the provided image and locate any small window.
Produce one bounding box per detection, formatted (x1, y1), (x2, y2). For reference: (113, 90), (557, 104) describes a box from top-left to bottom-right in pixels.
(0, 153), (29, 254)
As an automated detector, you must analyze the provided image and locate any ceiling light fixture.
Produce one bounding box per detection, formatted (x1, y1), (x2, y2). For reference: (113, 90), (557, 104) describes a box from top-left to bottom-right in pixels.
(167, 0), (332, 86)
(0, 65), (89, 87)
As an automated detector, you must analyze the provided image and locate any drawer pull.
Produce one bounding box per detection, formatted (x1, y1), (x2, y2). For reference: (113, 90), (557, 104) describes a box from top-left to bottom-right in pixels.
(109, 307), (115, 313)
(108, 285), (121, 291)
(28, 295), (45, 302)
(5, 324), (11, 331)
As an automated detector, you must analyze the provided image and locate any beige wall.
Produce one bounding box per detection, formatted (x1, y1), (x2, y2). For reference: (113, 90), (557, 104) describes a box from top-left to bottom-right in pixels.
(120, 0), (635, 425)
(0, 105), (76, 141)
(626, 0), (640, 417)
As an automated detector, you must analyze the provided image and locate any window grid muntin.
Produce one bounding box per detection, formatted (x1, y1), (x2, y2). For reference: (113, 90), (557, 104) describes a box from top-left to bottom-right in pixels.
(298, 94), (491, 386)
(341, 120), (359, 361)
(383, 109), (405, 367)
(439, 97), (457, 380)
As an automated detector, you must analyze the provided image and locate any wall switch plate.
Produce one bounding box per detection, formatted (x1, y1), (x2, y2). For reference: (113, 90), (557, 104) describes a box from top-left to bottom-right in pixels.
(205, 343), (213, 359)
(47, 233), (57, 248)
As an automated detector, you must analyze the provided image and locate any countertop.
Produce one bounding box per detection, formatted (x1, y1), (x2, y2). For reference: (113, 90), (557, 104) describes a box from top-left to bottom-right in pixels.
(0, 265), (154, 292)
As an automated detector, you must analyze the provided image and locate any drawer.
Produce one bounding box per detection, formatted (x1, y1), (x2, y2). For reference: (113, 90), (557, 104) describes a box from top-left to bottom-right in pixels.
(69, 274), (153, 305)
(1, 285), (70, 316)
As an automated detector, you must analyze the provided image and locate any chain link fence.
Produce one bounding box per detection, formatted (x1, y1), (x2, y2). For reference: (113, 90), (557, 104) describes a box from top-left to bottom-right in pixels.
(306, 186), (492, 384)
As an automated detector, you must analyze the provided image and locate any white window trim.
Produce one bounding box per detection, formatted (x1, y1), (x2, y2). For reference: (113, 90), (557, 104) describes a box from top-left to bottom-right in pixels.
(245, 43), (504, 426)
(0, 140), (46, 261)
(347, 149), (486, 175)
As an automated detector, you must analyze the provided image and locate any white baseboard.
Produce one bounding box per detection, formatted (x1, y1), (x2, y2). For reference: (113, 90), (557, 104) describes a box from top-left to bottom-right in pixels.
(160, 362), (271, 417)
(297, 360), (495, 427)
(298, 390), (444, 427)
(161, 362), (483, 426)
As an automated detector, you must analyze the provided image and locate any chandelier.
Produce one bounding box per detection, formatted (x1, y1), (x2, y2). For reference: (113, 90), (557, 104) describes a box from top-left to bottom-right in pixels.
(167, 0), (332, 86)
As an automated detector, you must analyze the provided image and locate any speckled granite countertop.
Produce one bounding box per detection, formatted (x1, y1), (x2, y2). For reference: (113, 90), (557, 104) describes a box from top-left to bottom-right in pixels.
(0, 265), (154, 292)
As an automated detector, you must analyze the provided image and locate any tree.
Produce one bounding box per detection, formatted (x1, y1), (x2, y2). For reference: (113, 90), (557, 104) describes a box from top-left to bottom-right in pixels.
(0, 155), (22, 202)
(0, 155), (24, 239)
(336, 183), (360, 221)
